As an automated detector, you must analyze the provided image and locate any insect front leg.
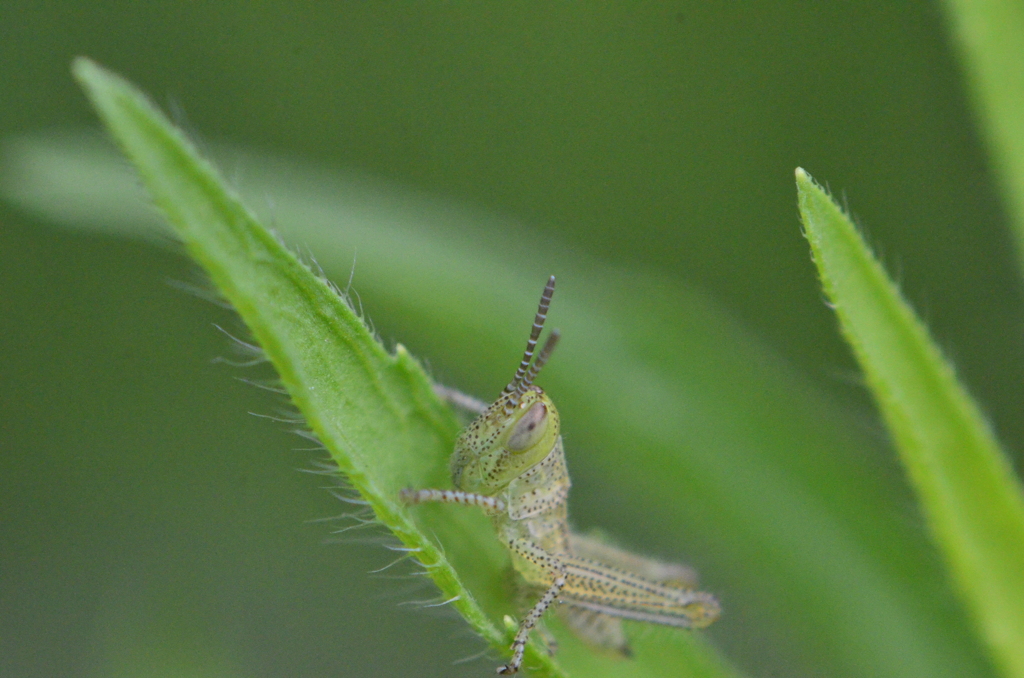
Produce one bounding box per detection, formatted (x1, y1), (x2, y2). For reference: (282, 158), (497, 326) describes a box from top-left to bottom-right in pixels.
(433, 383), (490, 415)
(501, 538), (567, 675)
(399, 488), (506, 513)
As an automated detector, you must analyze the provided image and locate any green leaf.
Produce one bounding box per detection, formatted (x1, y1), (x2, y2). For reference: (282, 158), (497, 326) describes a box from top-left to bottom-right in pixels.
(797, 167), (1024, 678)
(941, 0), (1024, 272)
(70, 57), (742, 678)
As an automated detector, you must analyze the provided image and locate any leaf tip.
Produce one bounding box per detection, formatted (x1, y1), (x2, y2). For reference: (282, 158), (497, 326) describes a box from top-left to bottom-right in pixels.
(71, 56), (102, 87)
(794, 166), (820, 196)
(70, 57), (124, 113)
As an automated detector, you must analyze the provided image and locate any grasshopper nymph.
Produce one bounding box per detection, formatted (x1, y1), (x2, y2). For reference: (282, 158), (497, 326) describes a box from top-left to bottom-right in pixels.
(401, 276), (720, 674)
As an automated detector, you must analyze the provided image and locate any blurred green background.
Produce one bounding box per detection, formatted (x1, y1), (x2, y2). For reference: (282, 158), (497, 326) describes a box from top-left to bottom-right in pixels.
(2, 3), (1023, 678)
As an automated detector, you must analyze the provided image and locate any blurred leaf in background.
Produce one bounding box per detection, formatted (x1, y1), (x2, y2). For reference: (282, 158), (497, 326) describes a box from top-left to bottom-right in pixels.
(2, 3), (1023, 678)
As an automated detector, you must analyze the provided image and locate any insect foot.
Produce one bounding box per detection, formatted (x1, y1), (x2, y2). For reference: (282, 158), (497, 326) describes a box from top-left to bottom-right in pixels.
(402, 276), (720, 673)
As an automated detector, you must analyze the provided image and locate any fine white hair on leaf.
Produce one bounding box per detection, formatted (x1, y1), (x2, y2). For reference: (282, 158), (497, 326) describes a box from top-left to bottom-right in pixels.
(404, 595), (460, 609)
(368, 561), (432, 582)
(326, 521), (379, 536)
(233, 376), (288, 394)
(305, 249), (341, 299)
(305, 509), (370, 525)
(165, 277), (233, 310)
(451, 648), (495, 666)
(367, 554), (414, 574)
(297, 463), (338, 478)
(326, 490), (370, 507)
(382, 545), (423, 553)
(211, 354), (267, 368)
(291, 429), (324, 444)
(211, 323), (264, 356)
(345, 250), (358, 298)
(247, 410), (306, 425)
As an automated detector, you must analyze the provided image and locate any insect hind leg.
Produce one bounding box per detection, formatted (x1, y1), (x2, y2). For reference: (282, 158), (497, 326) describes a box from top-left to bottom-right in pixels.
(568, 530), (699, 588)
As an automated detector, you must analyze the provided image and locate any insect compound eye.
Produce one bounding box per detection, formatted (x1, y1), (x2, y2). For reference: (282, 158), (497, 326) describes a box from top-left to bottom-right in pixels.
(507, 401), (549, 452)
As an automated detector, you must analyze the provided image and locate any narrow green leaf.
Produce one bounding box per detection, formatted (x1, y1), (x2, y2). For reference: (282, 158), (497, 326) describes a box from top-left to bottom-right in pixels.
(796, 167), (1024, 678)
(941, 0), (1024, 273)
(70, 57), (740, 678)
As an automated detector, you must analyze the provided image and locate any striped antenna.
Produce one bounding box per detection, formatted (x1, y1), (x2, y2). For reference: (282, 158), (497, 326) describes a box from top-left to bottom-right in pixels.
(520, 329), (560, 391)
(504, 275), (556, 398)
